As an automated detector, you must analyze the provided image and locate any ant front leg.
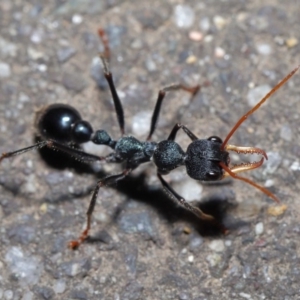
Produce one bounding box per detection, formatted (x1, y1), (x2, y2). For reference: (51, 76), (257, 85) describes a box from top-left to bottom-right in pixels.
(147, 84), (200, 141)
(0, 140), (105, 164)
(167, 123), (198, 141)
(69, 168), (132, 249)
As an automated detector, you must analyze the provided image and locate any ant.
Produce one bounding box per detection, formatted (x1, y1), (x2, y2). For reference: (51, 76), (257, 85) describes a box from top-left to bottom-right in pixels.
(0, 28), (299, 249)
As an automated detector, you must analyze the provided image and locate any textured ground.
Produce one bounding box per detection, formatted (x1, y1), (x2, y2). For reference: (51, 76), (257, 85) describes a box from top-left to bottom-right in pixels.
(0, 0), (300, 299)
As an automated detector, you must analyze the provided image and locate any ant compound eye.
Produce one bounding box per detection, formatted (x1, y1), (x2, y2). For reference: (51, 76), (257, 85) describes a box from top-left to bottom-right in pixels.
(206, 170), (221, 181)
(207, 136), (223, 144)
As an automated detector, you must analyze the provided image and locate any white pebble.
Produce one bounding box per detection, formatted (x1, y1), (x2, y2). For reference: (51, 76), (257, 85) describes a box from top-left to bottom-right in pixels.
(206, 253), (222, 267)
(22, 292), (34, 300)
(264, 179), (274, 187)
(290, 161), (300, 171)
(72, 14), (83, 24)
(199, 17), (210, 32)
(247, 84), (271, 107)
(131, 111), (152, 138)
(173, 5), (195, 28)
(173, 179), (202, 202)
(239, 292), (252, 299)
(280, 124), (292, 142)
(188, 255), (194, 263)
(214, 47), (225, 58)
(0, 62), (11, 78)
(256, 43), (272, 55)
(208, 240), (225, 252)
(189, 31), (203, 42)
(255, 222), (264, 235)
(53, 280), (66, 294)
(213, 15), (227, 30)
(4, 290), (13, 300)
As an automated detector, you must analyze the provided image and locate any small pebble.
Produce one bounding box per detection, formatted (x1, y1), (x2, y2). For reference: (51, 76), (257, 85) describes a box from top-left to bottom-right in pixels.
(57, 47), (76, 63)
(0, 62), (11, 78)
(188, 255), (194, 263)
(280, 124), (292, 142)
(224, 240), (232, 247)
(199, 17), (210, 32)
(214, 47), (225, 58)
(173, 5), (195, 28)
(256, 43), (272, 55)
(27, 47), (44, 60)
(185, 55), (197, 64)
(4, 290), (13, 300)
(247, 84), (271, 107)
(208, 240), (225, 252)
(255, 222), (264, 235)
(263, 152), (282, 175)
(189, 31), (203, 42)
(40, 203), (48, 213)
(206, 253), (222, 267)
(22, 292), (34, 300)
(72, 14), (83, 24)
(274, 36), (285, 46)
(264, 179), (274, 188)
(204, 35), (213, 43)
(239, 292), (251, 299)
(174, 179), (202, 202)
(132, 111), (152, 137)
(286, 37), (298, 48)
(213, 15), (227, 30)
(290, 161), (300, 171)
(145, 57), (157, 72)
(267, 204), (287, 216)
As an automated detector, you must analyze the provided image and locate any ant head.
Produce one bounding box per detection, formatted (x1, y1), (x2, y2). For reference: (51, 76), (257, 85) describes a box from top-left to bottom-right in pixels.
(185, 139), (229, 181)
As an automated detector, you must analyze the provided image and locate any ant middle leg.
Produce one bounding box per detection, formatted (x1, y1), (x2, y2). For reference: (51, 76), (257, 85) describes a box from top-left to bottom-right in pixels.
(69, 168), (132, 249)
(147, 84), (200, 141)
(157, 173), (227, 231)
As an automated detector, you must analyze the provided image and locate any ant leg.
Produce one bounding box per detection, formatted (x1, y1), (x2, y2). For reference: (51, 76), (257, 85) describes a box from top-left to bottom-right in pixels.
(157, 173), (217, 222)
(69, 168), (132, 249)
(98, 28), (110, 61)
(97, 28), (124, 135)
(46, 140), (105, 163)
(167, 123), (198, 141)
(100, 56), (125, 136)
(147, 84), (200, 141)
(0, 141), (48, 163)
(219, 161), (280, 203)
(0, 140), (104, 164)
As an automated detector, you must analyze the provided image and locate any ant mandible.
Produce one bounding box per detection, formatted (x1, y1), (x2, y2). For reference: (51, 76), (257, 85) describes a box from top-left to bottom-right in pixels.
(0, 28), (299, 249)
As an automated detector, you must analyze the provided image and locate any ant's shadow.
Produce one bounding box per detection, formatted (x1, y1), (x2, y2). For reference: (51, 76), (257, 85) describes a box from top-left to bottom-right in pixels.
(116, 173), (239, 236)
(39, 147), (241, 238)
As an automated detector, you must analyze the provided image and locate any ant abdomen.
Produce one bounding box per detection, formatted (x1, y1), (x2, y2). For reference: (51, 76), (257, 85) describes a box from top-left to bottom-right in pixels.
(35, 103), (93, 144)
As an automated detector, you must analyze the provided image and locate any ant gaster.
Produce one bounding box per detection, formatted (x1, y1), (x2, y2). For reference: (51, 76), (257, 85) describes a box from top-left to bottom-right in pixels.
(1, 29), (299, 249)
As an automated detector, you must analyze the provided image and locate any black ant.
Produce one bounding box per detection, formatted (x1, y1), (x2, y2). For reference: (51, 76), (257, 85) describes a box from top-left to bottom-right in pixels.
(1, 29), (299, 249)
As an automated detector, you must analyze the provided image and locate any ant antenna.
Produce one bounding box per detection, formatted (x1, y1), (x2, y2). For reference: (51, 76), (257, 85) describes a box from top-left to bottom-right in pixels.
(221, 65), (300, 150)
